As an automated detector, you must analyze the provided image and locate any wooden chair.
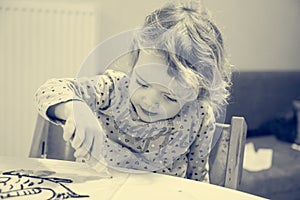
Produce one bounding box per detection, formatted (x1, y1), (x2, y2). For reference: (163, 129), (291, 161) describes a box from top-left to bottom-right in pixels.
(29, 114), (247, 190)
(29, 114), (75, 161)
(209, 116), (247, 190)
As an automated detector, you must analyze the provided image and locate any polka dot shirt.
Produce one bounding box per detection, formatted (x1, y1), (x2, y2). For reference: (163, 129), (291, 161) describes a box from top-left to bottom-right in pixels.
(35, 69), (215, 182)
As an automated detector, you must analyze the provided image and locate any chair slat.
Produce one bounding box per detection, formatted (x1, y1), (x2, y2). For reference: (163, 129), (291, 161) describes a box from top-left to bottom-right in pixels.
(29, 114), (49, 158)
(224, 116), (247, 189)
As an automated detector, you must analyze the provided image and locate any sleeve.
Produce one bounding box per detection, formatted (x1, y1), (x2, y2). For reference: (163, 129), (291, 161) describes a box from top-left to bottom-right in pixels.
(34, 69), (126, 124)
(186, 108), (216, 182)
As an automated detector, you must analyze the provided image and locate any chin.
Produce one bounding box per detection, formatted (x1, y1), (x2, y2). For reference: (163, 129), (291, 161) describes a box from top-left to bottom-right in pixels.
(138, 115), (169, 123)
(138, 116), (156, 123)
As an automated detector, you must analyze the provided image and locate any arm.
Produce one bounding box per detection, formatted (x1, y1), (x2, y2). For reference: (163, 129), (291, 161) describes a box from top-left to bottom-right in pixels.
(47, 100), (73, 123)
(35, 77), (109, 124)
(35, 70), (126, 124)
(34, 70), (126, 160)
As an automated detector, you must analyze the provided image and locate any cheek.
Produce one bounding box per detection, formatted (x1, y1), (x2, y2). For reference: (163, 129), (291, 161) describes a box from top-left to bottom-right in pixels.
(129, 88), (143, 103)
(163, 103), (181, 117)
(129, 91), (137, 103)
(128, 82), (139, 99)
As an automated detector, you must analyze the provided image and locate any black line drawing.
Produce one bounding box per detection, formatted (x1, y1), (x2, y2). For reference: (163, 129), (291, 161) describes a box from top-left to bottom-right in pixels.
(0, 169), (89, 199)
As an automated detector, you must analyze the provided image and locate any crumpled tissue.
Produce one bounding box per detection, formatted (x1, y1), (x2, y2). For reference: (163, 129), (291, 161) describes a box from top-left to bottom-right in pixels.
(243, 142), (273, 172)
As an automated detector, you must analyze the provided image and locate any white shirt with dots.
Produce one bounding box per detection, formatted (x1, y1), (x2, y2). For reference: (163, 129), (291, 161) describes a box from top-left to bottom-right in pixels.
(35, 69), (215, 182)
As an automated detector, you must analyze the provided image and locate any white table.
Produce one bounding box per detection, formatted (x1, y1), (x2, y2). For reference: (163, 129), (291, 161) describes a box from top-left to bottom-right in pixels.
(0, 156), (267, 200)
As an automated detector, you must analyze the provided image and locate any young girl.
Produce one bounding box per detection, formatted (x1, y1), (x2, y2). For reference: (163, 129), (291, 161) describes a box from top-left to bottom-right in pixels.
(35, 0), (231, 182)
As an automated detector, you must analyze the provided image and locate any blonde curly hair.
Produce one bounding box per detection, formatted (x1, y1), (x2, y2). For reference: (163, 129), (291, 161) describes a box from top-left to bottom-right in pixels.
(130, 0), (232, 117)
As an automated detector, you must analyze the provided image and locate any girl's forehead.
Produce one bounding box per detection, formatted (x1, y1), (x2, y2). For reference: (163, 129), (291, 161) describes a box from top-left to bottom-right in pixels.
(134, 63), (171, 82)
(135, 49), (167, 66)
(134, 49), (172, 83)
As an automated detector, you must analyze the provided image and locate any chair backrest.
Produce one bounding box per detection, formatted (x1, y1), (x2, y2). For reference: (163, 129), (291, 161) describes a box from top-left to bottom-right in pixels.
(29, 114), (247, 190)
(29, 114), (75, 161)
(209, 116), (247, 190)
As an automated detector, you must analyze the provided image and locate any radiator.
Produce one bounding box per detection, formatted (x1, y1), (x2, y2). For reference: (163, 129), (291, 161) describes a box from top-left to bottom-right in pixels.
(0, 0), (99, 157)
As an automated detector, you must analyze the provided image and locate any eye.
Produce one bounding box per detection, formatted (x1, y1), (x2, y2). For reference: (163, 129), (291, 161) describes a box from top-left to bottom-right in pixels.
(164, 95), (177, 103)
(136, 79), (149, 88)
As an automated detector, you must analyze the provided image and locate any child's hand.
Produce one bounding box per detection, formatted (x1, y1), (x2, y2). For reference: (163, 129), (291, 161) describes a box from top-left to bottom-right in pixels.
(59, 101), (103, 161)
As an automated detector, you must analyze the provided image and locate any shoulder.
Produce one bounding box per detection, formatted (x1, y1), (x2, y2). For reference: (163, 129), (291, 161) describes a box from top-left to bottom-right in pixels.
(186, 100), (215, 136)
(186, 100), (215, 124)
(103, 69), (130, 92)
(103, 69), (128, 80)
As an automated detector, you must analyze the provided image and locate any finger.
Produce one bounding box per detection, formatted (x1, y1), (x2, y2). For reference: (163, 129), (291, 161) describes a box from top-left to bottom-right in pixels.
(89, 134), (101, 161)
(71, 128), (85, 149)
(63, 118), (76, 141)
(74, 144), (90, 158)
(73, 130), (94, 157)
(82, 130), (94, 152)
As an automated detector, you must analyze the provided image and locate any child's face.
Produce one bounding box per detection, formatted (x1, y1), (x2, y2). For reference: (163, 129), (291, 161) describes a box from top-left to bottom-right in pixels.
(129, 50), (196, 123)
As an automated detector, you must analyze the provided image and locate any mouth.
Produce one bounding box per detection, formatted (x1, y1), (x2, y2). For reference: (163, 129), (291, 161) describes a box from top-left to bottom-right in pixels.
(130, 102), (158, 122)
(139, 106), (157, 117)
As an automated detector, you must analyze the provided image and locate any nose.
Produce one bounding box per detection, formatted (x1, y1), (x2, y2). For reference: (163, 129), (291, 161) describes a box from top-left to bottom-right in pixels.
(142, 89), (160, 109)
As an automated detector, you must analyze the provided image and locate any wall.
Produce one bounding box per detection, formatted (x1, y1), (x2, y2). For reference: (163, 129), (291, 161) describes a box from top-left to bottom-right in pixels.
(96, 0), (300, 71)
(204, 0), (300, 71)
(0, 0), (100, 157)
